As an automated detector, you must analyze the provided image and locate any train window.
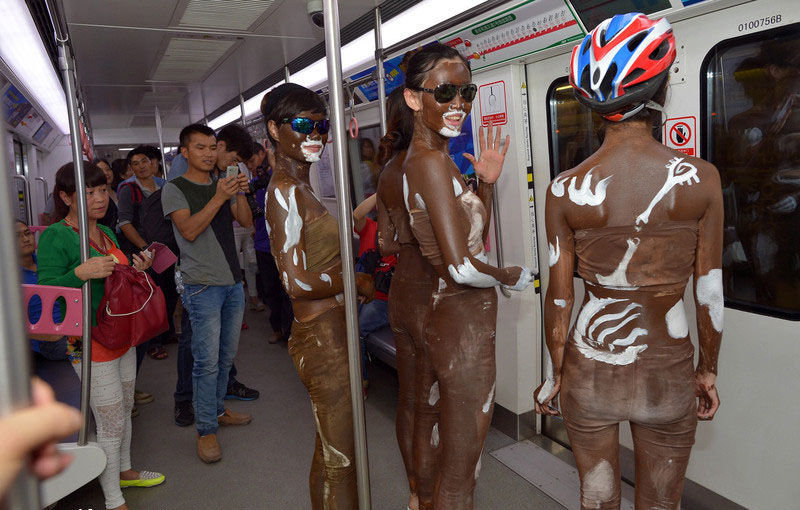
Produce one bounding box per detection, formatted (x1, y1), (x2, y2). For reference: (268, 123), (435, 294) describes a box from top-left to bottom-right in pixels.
(702, 24), (800, 320)
(546, 77), (603, 179)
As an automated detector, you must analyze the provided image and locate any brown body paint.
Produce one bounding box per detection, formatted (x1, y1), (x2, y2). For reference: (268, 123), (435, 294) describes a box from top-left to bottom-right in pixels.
(377, 150), (439, 509)
(402, 59), (529, 510)
(534, 117), (724, 509)
(265, 108), (374, 510)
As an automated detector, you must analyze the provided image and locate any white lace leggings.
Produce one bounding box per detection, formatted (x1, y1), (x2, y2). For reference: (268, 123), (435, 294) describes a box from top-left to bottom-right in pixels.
(72, 347), (135, 509)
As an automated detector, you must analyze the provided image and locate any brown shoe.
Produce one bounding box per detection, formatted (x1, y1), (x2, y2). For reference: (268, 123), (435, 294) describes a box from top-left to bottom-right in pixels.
(217, 408), (252, 426)
(197, 433), (222, 463)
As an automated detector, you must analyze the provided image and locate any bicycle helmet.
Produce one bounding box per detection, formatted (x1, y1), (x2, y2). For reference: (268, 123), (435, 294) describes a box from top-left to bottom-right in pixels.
(570, 12), (676, 121)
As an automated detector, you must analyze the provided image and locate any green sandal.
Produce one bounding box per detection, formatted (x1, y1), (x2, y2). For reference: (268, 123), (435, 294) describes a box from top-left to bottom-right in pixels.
(120, 470), (165, 488)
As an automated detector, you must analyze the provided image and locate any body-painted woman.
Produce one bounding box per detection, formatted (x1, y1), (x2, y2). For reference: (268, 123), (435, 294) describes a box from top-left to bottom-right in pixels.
(261, 84), (374, 510)
(533, 13), (724, 510)
(375, 87), (438, 510)
(401, 43), (533, 510)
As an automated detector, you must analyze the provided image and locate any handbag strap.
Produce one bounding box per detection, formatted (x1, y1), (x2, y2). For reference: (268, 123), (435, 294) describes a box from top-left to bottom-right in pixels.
(104, 270), (155, 317)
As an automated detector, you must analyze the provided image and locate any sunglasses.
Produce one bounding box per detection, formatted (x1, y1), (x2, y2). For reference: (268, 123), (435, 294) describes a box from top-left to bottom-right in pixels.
(280, 117), (330, 135)
(414, 83), (477, 103)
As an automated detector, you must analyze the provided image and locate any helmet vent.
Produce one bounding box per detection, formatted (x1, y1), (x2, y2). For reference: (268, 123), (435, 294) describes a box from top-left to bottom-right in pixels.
(622, 68), (645, 87)
(650, 40), (670, 60)
(581, 67), (592, 94)
(627, 32), (647, 52)
(599, 28), (608, 46)
(581, 38), (590, 55)
(599, 63), (617, 98)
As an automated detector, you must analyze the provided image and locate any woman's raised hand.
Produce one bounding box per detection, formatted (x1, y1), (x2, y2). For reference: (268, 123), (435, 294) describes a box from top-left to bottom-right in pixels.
(463, 120), (511, 184)
(74, 256), (115, 280)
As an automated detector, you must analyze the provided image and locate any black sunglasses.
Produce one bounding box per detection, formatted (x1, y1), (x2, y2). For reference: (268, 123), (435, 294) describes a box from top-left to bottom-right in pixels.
(413, 83), (477, 104)
(280, 117), (330, 135)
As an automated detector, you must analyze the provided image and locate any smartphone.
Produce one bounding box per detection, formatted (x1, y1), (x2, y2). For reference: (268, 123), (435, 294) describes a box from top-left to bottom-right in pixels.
(226, 165), (239, 179)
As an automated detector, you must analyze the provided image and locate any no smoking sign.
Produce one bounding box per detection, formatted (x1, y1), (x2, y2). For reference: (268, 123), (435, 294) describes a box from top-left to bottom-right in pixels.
(664, 116), (696, 156)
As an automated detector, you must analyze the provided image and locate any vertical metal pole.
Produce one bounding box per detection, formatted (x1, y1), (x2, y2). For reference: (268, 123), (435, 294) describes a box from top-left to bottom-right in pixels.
(239, 94), (247, 127)
(36, 177), (50, 213)
(59, 43), (93, 445)
(284, 65), (291, 83)
(322, 1), (371, 508)
(374, 7), (387, 135)
(0, 113), (40, 510)
(155, 106), (167, 177)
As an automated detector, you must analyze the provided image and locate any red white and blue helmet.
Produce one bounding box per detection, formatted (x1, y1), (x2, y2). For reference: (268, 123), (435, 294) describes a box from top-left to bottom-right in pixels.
(570, 13), (676, 121)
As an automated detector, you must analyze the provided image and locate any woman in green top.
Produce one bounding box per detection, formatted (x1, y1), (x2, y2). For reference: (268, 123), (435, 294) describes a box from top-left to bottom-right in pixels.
(38, 161), (162, 510)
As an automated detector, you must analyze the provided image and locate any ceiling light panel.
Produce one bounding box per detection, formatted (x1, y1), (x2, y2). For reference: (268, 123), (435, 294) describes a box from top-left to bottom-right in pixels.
(178, 0), (276, 31)
(151, 37), (236, 82)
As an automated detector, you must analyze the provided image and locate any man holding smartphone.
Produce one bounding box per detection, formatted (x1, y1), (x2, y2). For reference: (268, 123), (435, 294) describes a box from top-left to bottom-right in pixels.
(162, 124), (254, 463)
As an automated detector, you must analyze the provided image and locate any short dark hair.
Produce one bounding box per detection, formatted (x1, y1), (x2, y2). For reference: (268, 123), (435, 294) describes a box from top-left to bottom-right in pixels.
(216, 124), (254, 161)
(252, 141), (265, 155)
(260, 84), (327, 146)
(141, 145), (162, 162)
(126, 146), (150, 165)
(179, 124), (216, 148)
(53, 161), (107, 221)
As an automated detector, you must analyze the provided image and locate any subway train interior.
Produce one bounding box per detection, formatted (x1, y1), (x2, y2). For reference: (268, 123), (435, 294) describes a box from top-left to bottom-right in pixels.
(1, 0), (798, 508)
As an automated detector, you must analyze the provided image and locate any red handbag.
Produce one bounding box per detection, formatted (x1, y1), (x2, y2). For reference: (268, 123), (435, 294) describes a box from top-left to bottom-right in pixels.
(92, 265), (169, 350)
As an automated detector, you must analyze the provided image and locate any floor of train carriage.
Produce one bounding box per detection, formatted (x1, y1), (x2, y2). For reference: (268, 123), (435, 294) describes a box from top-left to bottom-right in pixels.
(54, 307), (565, 510)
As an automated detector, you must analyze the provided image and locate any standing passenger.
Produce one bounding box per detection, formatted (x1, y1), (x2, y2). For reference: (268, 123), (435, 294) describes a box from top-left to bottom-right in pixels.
(375, 87), (437, 510)
(38, 161), (164, 510)
(162, 124), (254, 463)
(261, 83), (374, 509)
(533, 13), (723, 509)
(402, 43), (532, 510)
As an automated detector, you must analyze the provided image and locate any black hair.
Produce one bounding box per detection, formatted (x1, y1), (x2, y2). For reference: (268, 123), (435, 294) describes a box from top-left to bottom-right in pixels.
(126, 145), (150, 165)
(141, 145), (162, 162)
(53, 161), (107, 221)
(404, 42), (470, 91)
(179, 123), (216, 148)
(94, 158), (111, 168)
(216, 123), (254, 161)
(260, 84), (328, 146)
(252, 141), (265, 155)
(376, 87), (414, 166)
(110, 158), (127, 190)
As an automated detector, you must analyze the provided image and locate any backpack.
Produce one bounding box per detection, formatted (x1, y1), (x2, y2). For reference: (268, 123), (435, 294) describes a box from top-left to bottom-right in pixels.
(140, 188), (179, 256)
(118, 181), (179, 257)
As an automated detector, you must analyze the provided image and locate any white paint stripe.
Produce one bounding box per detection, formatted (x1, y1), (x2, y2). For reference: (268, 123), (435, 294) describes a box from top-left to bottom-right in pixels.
(697, 269), (723, 332)
(482, 383), (495, 413)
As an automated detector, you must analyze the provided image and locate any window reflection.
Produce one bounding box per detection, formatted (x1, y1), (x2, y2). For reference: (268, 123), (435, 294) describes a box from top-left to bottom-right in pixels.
(706, 29), (800, 316)
(548, 79), (604, 179)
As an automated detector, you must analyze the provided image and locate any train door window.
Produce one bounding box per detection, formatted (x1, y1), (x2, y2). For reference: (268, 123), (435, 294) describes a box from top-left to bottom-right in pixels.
(547, 78), (603, 179)
(702, 24), (800, 319)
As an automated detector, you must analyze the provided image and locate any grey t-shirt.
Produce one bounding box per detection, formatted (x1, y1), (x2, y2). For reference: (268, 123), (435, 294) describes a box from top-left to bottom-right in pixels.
(161, 176), (240, 287)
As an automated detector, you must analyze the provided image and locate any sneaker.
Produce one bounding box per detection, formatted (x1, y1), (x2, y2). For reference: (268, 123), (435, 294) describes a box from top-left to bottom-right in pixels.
(225, 381), (259, 401)
(241, 322), (249, 331)
(134, 390), (154, 405)
(131, 406), (139, 418)
(250, 301), (265, 311)
(217, 408), (252, 426)
(197, 433), (222, 463)
(174, 401), (195, 427)
(120, 470), (165, 488)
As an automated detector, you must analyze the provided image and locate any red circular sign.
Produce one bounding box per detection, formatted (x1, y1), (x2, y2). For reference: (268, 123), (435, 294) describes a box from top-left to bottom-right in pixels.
(669, 122), (691, 147)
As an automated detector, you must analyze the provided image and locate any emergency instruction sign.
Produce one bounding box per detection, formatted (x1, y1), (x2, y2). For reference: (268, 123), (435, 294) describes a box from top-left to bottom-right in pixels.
(478, 80), (507, 127)
(664, 116), (696, 156)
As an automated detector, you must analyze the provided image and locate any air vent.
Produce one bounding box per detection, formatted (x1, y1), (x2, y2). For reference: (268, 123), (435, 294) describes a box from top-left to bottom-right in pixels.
(151, 37), (236, 82)
(178, 0), (276, 31)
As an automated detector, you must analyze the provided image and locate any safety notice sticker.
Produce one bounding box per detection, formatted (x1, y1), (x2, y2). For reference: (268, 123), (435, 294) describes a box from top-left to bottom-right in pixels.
(479, 80), (507, 127)
(664, 116), (696, 156)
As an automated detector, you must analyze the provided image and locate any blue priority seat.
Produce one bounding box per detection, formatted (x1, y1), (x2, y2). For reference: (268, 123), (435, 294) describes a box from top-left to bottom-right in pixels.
(364, 326), (397, 370)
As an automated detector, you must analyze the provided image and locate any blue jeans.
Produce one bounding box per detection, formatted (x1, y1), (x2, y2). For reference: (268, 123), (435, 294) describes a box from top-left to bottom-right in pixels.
(181, 282), (245, 436)
(358, 299), (389, 381)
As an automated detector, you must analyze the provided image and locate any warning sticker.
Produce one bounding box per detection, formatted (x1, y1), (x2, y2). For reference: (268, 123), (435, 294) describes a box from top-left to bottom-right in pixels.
(664, 116), (696, 156)
(478, 80), (507, 127)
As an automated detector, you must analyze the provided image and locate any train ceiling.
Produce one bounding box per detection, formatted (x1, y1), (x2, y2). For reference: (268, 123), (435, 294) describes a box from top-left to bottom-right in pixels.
(62, 0), (384, 135)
